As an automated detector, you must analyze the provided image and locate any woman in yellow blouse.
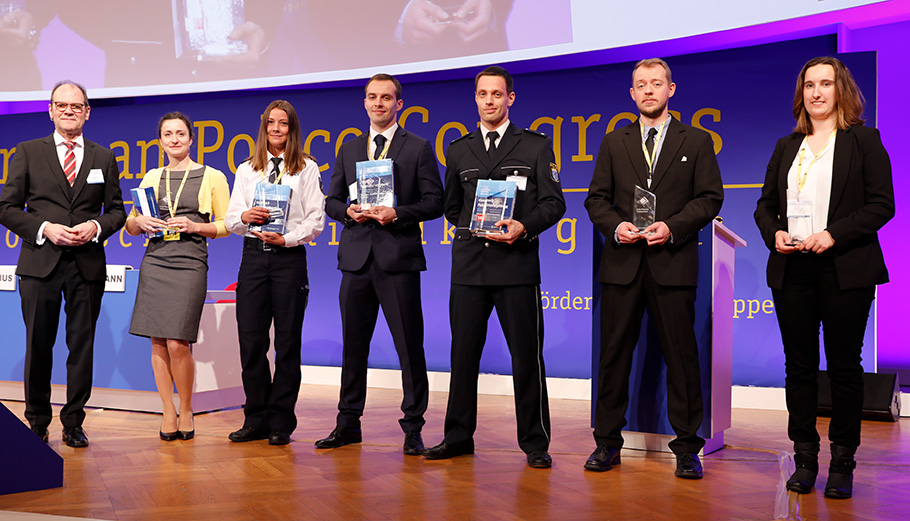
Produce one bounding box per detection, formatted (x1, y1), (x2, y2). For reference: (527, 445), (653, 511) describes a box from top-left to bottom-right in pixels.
(125, 112), (231, 441)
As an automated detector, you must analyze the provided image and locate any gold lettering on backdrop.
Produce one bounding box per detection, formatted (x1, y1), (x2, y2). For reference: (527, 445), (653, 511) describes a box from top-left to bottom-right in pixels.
(335, 128), (362, 157)
(571, 115), (600, 162)
(530, 116), (563, 172)
(441, 218), (456, 245)
(326, 221), (340, 246)
(400, 106), (429, 128)
(227, 134), (254, 174)
(692, 108), (723, 155)
(136, 139), (162, 177)
(304, 129), (331, 172)
(556, 218), (576, 255)
(435, 122), (468, 167)
(606, 112), (637, 133)
(195, 120), (224, 166)
(6, 230), (19, 248)
(119, 227), (132, 248)
(110, 140), (132, 179)
(0, 147), (15, 184)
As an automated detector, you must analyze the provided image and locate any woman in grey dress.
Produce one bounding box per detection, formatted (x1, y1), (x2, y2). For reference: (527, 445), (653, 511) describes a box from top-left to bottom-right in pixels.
(125, 112), (231, 441)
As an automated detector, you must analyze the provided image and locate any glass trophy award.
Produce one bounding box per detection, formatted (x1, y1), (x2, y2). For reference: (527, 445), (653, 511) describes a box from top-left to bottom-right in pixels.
(633, 185), (656, 233)
(249, 182), (291, 235)
(470, 179), (517, 235)
(786, 189), (811, 245)
(355, 159), (395, 210)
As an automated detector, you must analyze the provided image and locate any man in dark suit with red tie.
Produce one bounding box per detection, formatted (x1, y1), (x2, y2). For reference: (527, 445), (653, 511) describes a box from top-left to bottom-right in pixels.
(584, 58), (723, 478)
(319, 73), (443, 454)
(0, 80), (126, 447)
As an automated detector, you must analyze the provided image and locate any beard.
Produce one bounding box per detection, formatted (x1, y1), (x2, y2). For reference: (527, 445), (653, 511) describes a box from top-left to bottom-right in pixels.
(639, 100), (667, 120)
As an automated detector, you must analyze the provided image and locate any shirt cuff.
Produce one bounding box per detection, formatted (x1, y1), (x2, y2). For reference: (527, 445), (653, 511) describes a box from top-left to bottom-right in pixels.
(90, 220), (102, 242)
(36, 221), (49, 245)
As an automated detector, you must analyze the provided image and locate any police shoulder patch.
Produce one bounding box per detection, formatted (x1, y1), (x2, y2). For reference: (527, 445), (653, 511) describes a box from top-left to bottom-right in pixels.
(550, 162), (560, 183)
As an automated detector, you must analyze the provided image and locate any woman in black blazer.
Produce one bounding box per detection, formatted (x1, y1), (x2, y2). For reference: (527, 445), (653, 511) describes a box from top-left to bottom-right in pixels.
(755, 56), (894, 500)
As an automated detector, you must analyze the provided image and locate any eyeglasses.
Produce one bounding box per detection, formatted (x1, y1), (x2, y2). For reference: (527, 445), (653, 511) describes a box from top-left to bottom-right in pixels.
(52, 102), (87, 114)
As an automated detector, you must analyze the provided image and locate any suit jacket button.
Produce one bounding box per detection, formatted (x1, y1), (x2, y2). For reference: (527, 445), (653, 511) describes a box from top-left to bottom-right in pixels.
(484, 242), (490, 248)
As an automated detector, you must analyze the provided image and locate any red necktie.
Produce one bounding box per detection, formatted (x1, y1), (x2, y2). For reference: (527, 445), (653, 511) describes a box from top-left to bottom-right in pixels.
(63, 141), (77, 186)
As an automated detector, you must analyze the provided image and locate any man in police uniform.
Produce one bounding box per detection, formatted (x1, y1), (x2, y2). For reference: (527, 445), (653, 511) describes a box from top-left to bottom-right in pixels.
(423, 65), (565, 468)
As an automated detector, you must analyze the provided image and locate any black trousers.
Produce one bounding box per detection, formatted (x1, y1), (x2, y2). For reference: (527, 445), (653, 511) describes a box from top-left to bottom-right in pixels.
(336, 255), (428, 432)
(444, 284), (550, 454)
(19, 252), (104, 429)
(594, 259), (705, 455)
(235, 244), (309, 434)
(772, 252), (874, 449)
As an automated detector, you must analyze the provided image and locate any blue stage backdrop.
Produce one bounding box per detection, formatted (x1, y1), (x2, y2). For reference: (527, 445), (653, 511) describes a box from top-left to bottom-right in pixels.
(0, 37), (875, 387)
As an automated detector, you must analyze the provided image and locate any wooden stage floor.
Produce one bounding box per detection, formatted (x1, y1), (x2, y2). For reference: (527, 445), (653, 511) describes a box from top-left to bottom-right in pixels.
(1, 384), (908, 521)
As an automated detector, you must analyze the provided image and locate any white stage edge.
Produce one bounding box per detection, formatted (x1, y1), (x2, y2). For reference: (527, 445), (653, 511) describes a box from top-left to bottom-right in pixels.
(1, 366), (906, 417)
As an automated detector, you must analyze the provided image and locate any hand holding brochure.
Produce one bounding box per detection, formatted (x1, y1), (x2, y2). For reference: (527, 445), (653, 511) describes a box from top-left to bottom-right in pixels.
(249, 182), (291, 235)
(130, 186), (164, 238)
(355, 159), (395, 210)
(470, 179), (517, 235)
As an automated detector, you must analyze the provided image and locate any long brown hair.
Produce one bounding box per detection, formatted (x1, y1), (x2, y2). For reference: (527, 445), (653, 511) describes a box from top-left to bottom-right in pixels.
(792, 56), (865, 135)
(250, 100), (314, 174)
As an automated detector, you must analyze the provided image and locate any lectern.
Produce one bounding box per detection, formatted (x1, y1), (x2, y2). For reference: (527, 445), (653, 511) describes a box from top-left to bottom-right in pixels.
(591, 220), (746, 454)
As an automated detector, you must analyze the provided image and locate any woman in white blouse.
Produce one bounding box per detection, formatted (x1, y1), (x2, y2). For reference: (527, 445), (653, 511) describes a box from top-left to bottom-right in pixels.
(224, 100), (325, 446)
(755, 56), (894, 500)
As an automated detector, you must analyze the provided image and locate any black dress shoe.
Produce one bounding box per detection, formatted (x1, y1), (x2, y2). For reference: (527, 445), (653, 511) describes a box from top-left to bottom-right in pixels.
(269, 430), (291, 446)
(675, 453), (704, 479)
(527, 450), (552, 469)
(584, 445), (621, 472)
(422, 441), (474, 460)
(314, 426), (362, 449)
(32, 426), (49, 443)
(403, 431), (424, 455)
(62, 426), (89, 448)
(228, 426), (268, 442)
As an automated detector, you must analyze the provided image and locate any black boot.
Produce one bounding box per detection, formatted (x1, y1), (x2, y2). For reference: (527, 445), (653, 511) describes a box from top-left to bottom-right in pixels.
(825, 443), (856, 499)
(786, 442), (819, 494)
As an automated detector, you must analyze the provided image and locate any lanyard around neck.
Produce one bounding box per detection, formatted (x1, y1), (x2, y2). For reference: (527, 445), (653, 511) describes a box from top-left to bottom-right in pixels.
(164, 162), (194, 219)
(796, 128), (837, 194)
(640, 118), (669, 174)
(369, 134), (392, 161)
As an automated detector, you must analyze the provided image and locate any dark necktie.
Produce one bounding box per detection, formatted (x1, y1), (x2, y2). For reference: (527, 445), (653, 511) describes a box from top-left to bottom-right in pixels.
(63, 141), (77, 186)
(373, 134), (387, 160)
(268, 157), (282, 184)
(487, 131), (499, 155)
(645, 127), (657, 157)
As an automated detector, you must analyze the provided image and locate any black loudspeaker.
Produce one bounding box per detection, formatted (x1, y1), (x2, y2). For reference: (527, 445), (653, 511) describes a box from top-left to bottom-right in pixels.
(817, 371), (901, 422)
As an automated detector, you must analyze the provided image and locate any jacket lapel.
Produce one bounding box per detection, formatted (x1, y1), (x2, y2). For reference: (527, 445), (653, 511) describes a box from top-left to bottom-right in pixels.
(828, 128), (852, 222)
(70, 140), (94, 202)
(621, 121), (650, 188)
(649, 118), (684, 190)
(42, 135), (73, 200)
(487, 123), (521, 176)
(388, 127), (407, 160)
(466, 130), (490, 171)
(778, 134), (803, 210)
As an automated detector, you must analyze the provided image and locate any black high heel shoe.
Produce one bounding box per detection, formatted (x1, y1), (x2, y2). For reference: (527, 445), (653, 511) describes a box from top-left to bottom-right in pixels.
(160, 427), (179, 441)
(177, 416), (195, 440)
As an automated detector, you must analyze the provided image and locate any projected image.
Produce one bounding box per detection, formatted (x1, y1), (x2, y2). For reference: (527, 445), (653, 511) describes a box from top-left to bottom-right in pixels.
(0, 0), (573, 99)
